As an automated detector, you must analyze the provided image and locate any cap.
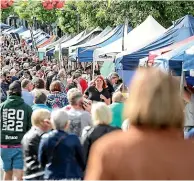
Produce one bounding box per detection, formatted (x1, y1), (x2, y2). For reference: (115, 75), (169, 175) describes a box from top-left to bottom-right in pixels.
(9, 81), (22, 93)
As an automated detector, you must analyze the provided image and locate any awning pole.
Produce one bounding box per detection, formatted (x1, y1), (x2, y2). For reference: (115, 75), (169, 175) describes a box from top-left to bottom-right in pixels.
(92, 60), (95, 80)
(180, 59), (185, 96)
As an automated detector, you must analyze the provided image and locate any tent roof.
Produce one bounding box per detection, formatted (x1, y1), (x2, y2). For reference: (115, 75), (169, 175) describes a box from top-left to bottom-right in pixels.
(11, 26), (27, 34)
(37, 35), (56, 48)
(69, 26), (112, 56)
(148, 35), (194, 63)
(119, 15), (194, 70)
(153, 39), (194, 74)
(94, 15), (166, 62)
(183, 46), (194, 71)
(55, 27), (102, 51)
(0, 23), (10, 29)
(38, 35), (72, 53)
(155, 39), (194, 62)
(76, 25), (132, 62)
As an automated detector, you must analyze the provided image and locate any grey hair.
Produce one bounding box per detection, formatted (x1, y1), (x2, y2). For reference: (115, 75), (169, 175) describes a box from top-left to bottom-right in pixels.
(51, 109), (69, 130)
(107, 72), (119, 80)
(67, 88), (81, 100)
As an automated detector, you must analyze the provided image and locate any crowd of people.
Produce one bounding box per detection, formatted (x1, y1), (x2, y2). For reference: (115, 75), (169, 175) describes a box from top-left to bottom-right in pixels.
(1, 33), (194, 180)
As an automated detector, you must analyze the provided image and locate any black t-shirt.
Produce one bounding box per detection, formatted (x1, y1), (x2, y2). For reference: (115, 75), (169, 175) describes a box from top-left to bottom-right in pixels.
(84, 86), (110, 102)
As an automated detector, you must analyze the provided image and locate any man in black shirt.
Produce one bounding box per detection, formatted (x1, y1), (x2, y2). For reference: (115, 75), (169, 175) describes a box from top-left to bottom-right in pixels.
(105, 72), (119, 98)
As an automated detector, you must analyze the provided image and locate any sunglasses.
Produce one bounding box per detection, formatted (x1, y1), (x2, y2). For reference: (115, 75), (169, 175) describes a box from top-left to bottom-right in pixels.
(6, 76), (11, 79)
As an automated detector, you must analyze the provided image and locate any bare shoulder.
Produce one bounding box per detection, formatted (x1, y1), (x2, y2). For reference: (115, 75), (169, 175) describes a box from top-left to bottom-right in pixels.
(90, 130), (134, 155)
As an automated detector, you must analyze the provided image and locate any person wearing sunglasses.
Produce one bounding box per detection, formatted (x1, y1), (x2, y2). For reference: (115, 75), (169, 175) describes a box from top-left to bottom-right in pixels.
(1, 71), (13, 101)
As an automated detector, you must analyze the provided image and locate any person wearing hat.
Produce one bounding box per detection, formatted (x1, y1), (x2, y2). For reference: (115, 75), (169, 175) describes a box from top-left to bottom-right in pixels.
(0, 80), (33, 180)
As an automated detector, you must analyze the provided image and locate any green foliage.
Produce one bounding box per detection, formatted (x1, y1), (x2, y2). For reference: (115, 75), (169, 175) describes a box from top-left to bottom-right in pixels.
(13, 0), (57, 26)
(2, 0), (194, 33)
(1, 6), (15, 23)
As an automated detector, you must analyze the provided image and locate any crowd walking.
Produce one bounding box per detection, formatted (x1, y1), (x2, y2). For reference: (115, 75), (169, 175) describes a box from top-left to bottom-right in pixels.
(1, 31), (194, 181)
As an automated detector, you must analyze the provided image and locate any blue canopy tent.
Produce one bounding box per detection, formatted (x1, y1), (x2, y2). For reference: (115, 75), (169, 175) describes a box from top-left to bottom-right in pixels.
(11, 26), (27, 34)
(154, 40), (194, 75)
(44, 35), (72, 57)
(117, 15), (194, 71)
(3, 27), (16, 34)
(76, 25), (132, 62)
(46, 48), (55, 56)
(184, 46), (194, 87)
(0, 23), (10, 30)
(183, 46), (194, 71)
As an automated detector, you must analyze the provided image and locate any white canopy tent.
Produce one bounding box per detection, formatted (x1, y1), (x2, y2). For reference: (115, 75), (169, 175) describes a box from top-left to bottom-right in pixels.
(38, 35), (72, 53)
(69, 26), (112, 56)
(94, 15), (166, 62)
(55, 27), (102, 51)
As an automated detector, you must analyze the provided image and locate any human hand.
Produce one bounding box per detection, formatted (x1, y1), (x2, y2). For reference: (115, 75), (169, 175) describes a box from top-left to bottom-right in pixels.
(83, 101), (91, 113)
(100, 94), (106, 100)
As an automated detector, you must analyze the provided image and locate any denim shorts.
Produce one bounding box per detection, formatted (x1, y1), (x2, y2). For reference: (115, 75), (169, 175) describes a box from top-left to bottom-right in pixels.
(0, 148), (23, 171)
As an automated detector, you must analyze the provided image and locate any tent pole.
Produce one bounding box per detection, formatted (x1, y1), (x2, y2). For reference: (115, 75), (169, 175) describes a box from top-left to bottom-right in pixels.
(59, 39), (62, 68)
(180, 61), (185, 96)
(92, 60), (95, 80)
(121, 17), (128, 92)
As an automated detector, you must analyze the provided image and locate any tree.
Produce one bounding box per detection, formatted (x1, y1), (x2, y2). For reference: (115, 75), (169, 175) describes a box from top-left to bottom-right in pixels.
(1, 6), (15, 23)
(2, 0), (194, 34)
(56, 1), (83, 34)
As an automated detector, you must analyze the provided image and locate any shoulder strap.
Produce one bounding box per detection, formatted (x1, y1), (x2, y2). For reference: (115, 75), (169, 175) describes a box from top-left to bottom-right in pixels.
(49, 134), (67, 161)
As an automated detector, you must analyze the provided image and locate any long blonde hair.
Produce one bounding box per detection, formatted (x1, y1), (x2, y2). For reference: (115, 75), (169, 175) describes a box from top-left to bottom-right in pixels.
(124, 68), (184, 129)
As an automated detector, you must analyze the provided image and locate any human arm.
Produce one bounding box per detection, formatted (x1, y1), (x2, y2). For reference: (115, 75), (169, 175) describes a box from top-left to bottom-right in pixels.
(85, 140), (109, 180)
(81, 127), (92, 164)
(38, 137), (48, 168)
(74, 136), (86, 171)
(183, 87), (192, 103)
(74, 79), (82, 93)
(27, 105), (33, 131)
(84, 87), (90, 99)
(100, 94), (110, 105)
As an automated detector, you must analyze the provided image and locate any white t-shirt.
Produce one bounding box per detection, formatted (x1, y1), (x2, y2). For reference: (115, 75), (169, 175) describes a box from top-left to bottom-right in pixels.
(184, 94), (194, 126)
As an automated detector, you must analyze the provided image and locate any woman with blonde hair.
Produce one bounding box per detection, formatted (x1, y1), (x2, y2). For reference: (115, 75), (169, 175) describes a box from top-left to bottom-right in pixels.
(109, 92), (126, 128)
(85, 68), (194, 180)
(81, 102), (119, 163)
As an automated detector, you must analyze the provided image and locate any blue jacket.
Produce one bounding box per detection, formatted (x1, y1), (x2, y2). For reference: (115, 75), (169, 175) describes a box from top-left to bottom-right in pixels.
(38, 130), (85, 180)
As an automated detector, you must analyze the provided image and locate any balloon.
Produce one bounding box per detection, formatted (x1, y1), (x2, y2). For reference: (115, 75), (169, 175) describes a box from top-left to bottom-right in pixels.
(55, 1), (64, 9)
